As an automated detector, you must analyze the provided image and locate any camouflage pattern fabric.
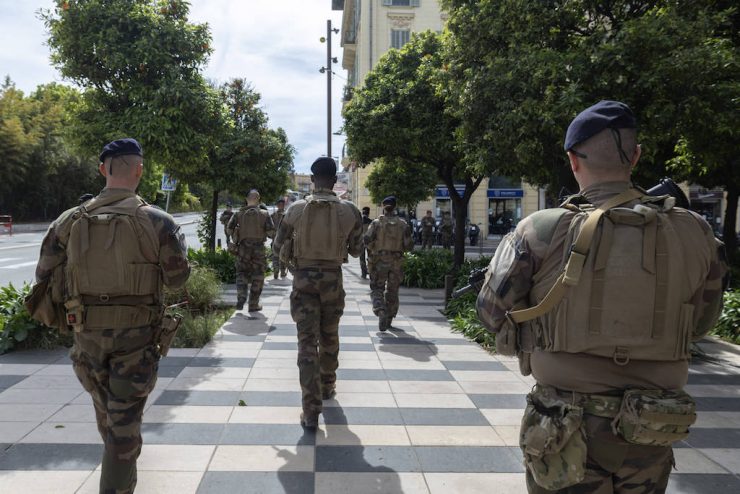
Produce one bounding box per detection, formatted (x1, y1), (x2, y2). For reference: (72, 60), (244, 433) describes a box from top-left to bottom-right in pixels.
(360, 214), (372, 276)
(420, 216), (435, 249)
(236, 241), (267, 307)
(220, 210), (234, 243)
(271, 210), (286, 277)
(291, 268), (344, 415)
(439, 217), (453, 249)
(368, 254), (404, 318)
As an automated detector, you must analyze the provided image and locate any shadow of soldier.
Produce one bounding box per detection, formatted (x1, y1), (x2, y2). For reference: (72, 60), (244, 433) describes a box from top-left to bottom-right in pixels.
(274, 429), (317, 494)
(375, 328), (439, 363)
(219, 311), (274, 338)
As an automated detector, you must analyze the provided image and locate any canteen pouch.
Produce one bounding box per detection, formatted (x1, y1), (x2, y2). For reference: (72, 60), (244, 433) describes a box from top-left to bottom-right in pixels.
(612, 389), (696, 446)
(520, 390), (587, 490)
(156, 313), (182, 357)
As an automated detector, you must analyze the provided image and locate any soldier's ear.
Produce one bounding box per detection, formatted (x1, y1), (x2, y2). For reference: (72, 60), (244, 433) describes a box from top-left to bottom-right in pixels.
(98, 162), (107, 177)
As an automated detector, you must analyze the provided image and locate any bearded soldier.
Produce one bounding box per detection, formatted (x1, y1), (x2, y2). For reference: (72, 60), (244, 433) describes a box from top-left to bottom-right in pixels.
(273, 157), (363, 429)
(28, 138), (190, 494)
(477, 101), (727, 493)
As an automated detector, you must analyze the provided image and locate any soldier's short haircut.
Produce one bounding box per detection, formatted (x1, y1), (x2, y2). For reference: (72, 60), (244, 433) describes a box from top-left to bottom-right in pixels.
(572, 127), (637, 172)
(104, 154), (143, 176)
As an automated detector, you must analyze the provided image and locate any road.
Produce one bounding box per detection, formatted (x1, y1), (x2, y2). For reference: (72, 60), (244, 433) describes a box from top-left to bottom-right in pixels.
(0, 212), (214, 289)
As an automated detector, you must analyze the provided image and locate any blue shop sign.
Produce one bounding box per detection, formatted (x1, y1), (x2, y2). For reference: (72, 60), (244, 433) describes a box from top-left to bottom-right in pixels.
(435, 186), (466, 198)
(488, 189), (523, 198)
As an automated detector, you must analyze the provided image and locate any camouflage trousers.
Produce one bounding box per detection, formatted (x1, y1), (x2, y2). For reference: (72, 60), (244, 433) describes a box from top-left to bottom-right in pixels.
(421, 232), (434, 249)
(359, 247), (368, 277)
(441, 232), (452, 249)
(525, 398), (674, 493)
(70, 326), (159, 494)
(369, 253), (403, 318)
(290, 267), (344, 415)
(236, 241), (266, 307)
(271, 249), (286, 278)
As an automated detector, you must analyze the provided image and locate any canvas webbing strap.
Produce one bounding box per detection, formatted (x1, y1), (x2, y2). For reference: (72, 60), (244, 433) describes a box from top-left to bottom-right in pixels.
(508, 188), (643, 324)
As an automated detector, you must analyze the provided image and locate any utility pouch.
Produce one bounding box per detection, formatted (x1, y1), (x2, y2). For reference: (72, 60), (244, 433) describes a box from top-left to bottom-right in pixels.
(156, 313), (182, 357)
(64, 298), (85, 332)
(612, 389), (696, 446)
(520, 389), (587, 490)
(24, 278), (66, 331)
(497, 313), (519, 357)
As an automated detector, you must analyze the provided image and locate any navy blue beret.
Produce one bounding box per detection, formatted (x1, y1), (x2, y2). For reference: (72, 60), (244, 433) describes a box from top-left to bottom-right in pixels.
(382, 196), (396, 207)
(311, 157), (337, 177)
(564, 101), (636, 151)
(99, 138), (143, 162)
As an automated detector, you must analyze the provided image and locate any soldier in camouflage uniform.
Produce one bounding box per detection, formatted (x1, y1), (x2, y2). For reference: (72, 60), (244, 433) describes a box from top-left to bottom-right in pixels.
(439, 211), (453, 249)
(476, 102), (727, 493)
(219, 204), (234, 244)
(227, 190), (275, 311)
(420, 209), (436, 249)
(365, 196), (414, 331)
(32, 138), (190, 494)
(270, 199), (287, 279)
(359, 206), (372, 278)
(273, 157), (363, 429)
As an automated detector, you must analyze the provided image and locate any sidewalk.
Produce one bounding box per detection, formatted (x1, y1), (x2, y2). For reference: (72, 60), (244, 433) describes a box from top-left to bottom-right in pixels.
(1, 257), (739, 493)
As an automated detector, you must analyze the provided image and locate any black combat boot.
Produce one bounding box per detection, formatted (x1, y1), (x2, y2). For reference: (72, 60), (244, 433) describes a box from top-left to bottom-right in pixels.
(236, 298), (246, 310)
(300, 411), (319, 430)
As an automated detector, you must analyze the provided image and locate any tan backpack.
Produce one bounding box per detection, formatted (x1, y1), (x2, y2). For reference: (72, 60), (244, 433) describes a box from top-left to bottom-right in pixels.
(236, 207), (267, 243)
(375, 215), (406, 253)
(293, 195), (348, 262)
(510, 189), (693, 364)
(63, 194), (161, 331)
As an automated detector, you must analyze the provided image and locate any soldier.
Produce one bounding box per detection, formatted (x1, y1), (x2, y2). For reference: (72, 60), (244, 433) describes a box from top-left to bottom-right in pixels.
(365, 196), (414, 331)
(219, 203), (234, 244)
(439, 211), (453, 249)
(273, 157), (363, 429)
(359, 206), (373, 278)
(476, 101), (727, 493)
(227, 190), (274, 311)
(270, 199), (287, 279)
(29, 138), (190, 494)
(420, 209), (436, 249)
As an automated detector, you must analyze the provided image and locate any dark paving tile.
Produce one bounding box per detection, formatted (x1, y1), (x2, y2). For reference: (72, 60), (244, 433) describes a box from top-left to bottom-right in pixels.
(315, 446), (420, 472)
(373, 337), (430, 346)
(415, 446), (525, 473)
(338, 325), (371, 331)
(427, 338), (478, 346)
(340, 343), (376, 352)
(0, 350), (67, 365)
(221, 424), (315, 445)
(694, 397), (740, 411)
(154, 390), (241, 406)
(271, 324), (298, 331)
(267, 328), (299, 337)
(400, 408), (489, 426)
(409, 315), (448, 321)
(667, 474), (740, 493)
(384, 370), (454, 381)
(198, 472), (315, 494)
(188, 357), (254, 368)
(142, 423), (224, 444)
(336, 369), (387, 381)
(0, 443), (102, 470)
(322, 407), (404, 425)
(159, 356), (194, 367)
(262, 342), (299, 351)
(468, 394), (527, 409)
(688, 374), (740, 385)
(338, 329), (372, 338)
(217, 335), (267, 342)
(157, 366), (185, 378)
(682, 428), (740, 449)
(442, 361), (507, 371)
(0, 376), (26, 388)
(400, 301), (445, 306)
(240, 391), (302, 406)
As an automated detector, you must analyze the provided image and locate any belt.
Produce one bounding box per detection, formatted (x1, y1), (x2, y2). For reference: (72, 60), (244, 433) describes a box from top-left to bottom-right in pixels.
(535, 384), (622, 419)
(81, 294), (158, 306)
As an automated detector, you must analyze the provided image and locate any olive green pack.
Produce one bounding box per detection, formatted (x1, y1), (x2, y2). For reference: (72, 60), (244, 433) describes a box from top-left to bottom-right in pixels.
(236, 207), (268, 243)
(292, 195), (348, 263)
(375, 215), (406, 252)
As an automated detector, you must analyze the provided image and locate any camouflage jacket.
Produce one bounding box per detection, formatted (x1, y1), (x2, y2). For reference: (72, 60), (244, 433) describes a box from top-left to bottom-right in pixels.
(35, 188), (191, 292)
(420, 216), (436, 233)
(364, 213), (414, 255)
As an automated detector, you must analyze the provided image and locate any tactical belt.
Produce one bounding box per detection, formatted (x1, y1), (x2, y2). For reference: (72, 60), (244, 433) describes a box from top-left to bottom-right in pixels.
(81, 294), (157, 306)
(294, 265), (342, 272)
(84, 304), (160, 330)
(536, 384), (622, 419)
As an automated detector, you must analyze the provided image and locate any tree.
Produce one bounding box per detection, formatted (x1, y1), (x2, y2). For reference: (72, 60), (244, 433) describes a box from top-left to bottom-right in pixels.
(344, 31), (484, 268)
(365, 158), (439, 213)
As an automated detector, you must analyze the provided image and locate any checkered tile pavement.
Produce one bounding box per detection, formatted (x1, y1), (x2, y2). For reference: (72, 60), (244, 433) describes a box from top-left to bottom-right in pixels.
(1, 257), (739, 493)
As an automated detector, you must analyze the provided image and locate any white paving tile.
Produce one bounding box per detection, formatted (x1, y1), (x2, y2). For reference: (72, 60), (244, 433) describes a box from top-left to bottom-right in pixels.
(316, 472), (430, 494)
(209, 445), (314, 471)
(137, 444), (215, 471)
(0, 470), (93, 494)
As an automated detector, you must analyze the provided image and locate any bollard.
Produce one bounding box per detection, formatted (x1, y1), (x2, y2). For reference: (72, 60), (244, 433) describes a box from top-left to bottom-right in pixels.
(444, 274), (454, 304)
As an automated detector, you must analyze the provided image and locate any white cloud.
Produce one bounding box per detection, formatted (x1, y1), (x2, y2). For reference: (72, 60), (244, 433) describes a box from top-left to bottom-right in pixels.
(0, 0), (347, 174)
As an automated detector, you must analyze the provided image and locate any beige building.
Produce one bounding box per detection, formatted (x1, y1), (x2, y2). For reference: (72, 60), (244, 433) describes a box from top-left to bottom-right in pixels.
(334, 0), (543, 235)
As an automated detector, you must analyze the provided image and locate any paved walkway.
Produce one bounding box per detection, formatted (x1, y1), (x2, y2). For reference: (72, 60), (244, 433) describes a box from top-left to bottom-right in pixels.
(1, 257), (740, 493)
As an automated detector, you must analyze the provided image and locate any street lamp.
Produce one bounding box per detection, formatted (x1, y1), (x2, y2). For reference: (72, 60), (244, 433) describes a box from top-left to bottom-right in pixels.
(320, 20), (340, 158)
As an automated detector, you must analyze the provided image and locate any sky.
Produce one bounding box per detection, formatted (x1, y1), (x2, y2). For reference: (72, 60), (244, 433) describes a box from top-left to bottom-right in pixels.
(0, 0), (346, 174)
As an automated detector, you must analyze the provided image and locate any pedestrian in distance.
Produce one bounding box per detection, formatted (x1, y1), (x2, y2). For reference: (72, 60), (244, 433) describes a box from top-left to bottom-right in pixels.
(273, 157), (363, 429)
(439, 211), (453, 249)
(420, 209), (436, 249)
(360, 206), (373, 278)
(365, 196), (414, 331)
(476, 100), (727, 493)
(27, 138), (191, 494)
(219, 203), (234, 244)
(270, 198), (288, 279)
(227, 189), (274, 311)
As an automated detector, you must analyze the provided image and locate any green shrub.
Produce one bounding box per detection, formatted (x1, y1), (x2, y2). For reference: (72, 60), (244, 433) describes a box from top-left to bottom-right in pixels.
(450, 306), (496, 351)
(0, 283), (70, 354)
(172, 308), (234, 348)
(402, 249), (454, 288)
(712, 290), (740, 344)
(165, 265), (221, 313)
(188, 247), (236, 283)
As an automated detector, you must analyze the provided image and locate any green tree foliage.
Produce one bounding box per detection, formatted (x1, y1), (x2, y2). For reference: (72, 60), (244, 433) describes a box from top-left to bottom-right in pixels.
(344, 31), (484, 268)
(365, 158), (438, 212)
(0, 78), (103, 220)
(443, 0), (738, 248)
(40, 0), (219, 199)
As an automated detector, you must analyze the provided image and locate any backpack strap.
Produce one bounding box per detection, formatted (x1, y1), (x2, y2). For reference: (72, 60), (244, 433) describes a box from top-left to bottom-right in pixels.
(509, 188), (643, 324)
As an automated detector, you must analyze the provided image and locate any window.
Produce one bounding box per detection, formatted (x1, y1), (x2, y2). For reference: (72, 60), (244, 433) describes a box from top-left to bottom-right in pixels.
(383, 0), (420, 6)
(391, 29), (411, 49)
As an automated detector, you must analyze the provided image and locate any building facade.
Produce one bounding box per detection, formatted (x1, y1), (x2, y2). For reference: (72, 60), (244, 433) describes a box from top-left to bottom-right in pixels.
(334, 0), (543, 235)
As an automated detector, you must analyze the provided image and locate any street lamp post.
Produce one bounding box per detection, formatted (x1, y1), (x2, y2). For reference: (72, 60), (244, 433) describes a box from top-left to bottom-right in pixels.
(320, 20), (339, 159)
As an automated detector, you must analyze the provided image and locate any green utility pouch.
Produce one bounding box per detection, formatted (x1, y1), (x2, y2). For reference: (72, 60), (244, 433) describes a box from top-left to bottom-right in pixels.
(156, 314), (182, 357)
(612, 389), (697, 447)
(520, 390), (587, 490)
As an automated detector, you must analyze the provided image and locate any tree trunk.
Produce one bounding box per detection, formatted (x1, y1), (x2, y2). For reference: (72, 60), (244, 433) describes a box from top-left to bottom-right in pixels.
(209, 189), (219, 252)
(451, 194), (468, 269)
(723, 184), (738, 261)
